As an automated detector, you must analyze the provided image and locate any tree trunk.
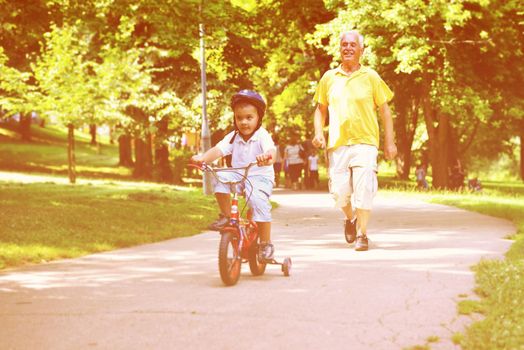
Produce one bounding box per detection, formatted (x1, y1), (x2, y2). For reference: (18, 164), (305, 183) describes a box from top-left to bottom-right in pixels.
(89, 124), (97, 145)
(394, 101), (409, 179)
(155, 144), (173, 183)
(118, 133), (134, 167)
(521, 121), (524, 181)
(125, 106), (153, 180)
(145, 131), (153, 176)
(67, 123), (76, 184)
(133, 135), (152, 179)
(433, 114), (451, 189)
(154, 117), (174, 183)
(422, 82), (449, 189)
(394, 99), (419, 180)
(19, 113), (32, 141)
(109, 125), (115, 144)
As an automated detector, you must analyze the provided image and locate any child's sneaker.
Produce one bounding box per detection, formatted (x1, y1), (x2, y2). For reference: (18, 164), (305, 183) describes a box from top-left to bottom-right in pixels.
(208, 213), (230, 231)
(258, 242), (275, 261)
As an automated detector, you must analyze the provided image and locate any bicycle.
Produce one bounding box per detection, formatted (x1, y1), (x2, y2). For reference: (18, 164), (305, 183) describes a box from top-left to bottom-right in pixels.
(190, 160), (292, 286)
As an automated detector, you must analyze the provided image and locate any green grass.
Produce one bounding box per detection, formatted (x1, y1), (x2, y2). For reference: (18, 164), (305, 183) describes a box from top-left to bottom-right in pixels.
(422, 191), (524, 350)
(0, 181), (216, 269)
(0, 123), (131, 179)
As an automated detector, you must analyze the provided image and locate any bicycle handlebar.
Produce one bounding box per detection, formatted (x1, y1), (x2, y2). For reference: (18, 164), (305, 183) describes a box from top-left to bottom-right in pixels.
(188, 161), (258, 186)
(189, 154), (272, 186)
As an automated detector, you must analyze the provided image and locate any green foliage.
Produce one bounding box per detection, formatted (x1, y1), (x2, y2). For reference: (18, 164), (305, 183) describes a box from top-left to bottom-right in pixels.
(309, 0), (523, 180)
(0, 48), (33, 115)
(458, 299), (484, 315)
(0, 0), (522, 180)
(32, 23), (94, 126)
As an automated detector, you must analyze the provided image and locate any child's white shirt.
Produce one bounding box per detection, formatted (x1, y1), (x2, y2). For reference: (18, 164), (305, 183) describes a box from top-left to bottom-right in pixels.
(216, 128), (276, 179)
(308, 155), (319, 171)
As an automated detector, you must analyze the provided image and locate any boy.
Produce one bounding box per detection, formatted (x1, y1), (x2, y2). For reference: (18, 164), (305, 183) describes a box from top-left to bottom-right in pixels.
(191, 90), (277, 261)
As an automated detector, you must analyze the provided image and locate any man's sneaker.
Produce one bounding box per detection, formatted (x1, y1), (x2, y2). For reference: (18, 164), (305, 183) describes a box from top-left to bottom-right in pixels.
(355, 235), (369, 251)
(258, 242), (275, 261)
(208, 213), (230, 231)
(344, 218), (357, 244)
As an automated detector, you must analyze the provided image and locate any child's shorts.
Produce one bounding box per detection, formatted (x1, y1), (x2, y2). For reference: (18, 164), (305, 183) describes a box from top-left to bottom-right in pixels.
(213, 173), (273, 222)
(328, 144), (378, 210)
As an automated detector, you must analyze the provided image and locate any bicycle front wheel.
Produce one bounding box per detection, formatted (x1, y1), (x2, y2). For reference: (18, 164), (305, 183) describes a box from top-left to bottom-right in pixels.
(248, 241), (267, 276)
(218, 231), (241, 286)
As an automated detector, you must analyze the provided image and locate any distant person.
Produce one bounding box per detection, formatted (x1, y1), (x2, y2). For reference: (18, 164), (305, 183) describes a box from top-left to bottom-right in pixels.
(312, 30), (397, 251)
(191, 90), (277, 261)
(308, 152), (320, 190)
(284, 136), (305, 190)
(273, 138), (283, 187)
(449, 159), (465, 190)
(468, 177), (482, 192)
(415, 164), (429, 190)
(301, 140), (311, 188)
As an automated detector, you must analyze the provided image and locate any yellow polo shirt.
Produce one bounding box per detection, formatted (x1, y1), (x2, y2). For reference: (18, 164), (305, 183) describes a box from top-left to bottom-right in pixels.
(313, 65), (393, 150)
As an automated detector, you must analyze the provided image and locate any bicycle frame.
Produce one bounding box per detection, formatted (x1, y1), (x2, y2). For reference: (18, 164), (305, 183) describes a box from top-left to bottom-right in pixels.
(189, 158), (291, 285)
(190, 161), (259, 259)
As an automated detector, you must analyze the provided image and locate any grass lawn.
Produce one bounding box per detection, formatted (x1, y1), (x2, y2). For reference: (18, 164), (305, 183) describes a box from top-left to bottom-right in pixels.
(0, 122), (132, 179)
(0, 180), (216, 270)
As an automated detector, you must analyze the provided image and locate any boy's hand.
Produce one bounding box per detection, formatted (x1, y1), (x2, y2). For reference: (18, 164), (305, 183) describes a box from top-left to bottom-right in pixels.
(190, 155), (204, 165)
(256, 153), (272, 166)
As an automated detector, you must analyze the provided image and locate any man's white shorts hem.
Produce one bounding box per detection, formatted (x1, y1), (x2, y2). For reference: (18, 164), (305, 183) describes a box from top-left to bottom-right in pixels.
(328, 144), (378, 210)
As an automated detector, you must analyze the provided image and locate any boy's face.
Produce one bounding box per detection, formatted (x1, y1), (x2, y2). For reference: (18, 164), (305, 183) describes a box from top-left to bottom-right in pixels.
(234, 103), (259, 138)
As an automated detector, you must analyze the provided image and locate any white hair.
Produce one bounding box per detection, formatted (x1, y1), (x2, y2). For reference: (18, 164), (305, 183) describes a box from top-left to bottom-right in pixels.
(340, 30), (364, 49)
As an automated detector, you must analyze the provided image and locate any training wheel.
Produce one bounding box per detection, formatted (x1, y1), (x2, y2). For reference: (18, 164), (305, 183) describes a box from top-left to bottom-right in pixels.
(281, 257), (292, 277)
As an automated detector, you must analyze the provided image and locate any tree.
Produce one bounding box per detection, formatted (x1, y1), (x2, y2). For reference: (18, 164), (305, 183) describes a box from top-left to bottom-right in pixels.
(0, 0), (60, 140)
(309, 0), (523, 187)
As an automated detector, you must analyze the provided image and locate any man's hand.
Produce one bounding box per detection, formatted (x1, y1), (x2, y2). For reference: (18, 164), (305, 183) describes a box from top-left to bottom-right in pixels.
(312, 133), (326, 149)
(379, 102), (397, 160)
(384, 141), (398, 160)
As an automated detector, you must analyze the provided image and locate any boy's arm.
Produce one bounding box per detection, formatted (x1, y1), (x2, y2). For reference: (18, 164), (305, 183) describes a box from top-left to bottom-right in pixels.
(191, 146), (224, 164)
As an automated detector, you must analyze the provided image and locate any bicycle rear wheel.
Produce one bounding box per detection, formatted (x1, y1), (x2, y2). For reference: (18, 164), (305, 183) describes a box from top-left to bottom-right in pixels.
(218, 231), (241, 286)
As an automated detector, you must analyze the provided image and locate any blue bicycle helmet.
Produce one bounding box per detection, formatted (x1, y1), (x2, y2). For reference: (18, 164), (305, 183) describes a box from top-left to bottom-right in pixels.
(229, 89), (267, 143)
(231, 89), (266, 123)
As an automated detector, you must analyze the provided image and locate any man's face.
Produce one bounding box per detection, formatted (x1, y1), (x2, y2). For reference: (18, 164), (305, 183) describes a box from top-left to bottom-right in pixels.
(339, 33), (362, 65)
(234, 103), (259, 137)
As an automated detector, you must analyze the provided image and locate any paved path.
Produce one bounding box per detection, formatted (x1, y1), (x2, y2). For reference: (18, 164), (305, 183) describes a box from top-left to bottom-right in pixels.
(0, 189), (514, 350)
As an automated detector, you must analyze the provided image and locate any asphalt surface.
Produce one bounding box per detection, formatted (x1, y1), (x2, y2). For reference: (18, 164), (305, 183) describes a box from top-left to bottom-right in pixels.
(0, 188), (514, 350)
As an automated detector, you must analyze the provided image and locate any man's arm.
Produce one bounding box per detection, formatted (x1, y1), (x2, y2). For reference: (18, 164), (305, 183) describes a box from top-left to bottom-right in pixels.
(312, 103), (328, 149)
(379, 102), (397, 160)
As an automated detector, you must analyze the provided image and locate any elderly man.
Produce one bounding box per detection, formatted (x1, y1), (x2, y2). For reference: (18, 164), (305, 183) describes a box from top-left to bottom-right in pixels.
(312, 30), (397, 251)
